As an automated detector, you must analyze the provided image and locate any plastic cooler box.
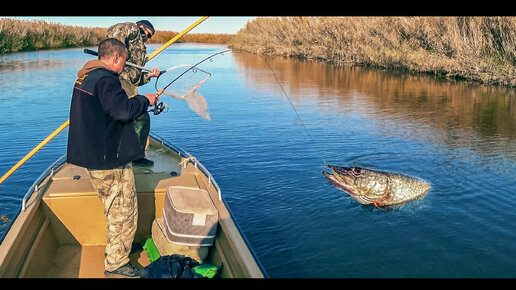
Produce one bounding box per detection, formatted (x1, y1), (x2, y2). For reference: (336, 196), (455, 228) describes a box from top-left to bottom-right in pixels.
(152, 186), (218, 261)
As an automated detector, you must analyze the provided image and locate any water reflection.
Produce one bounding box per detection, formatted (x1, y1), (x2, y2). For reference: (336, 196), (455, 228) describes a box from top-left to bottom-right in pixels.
(0, 58), (62, 72)
(232, 52), (516, 160)
(1, 45), (515, 277)
(0, 51), (63, 73)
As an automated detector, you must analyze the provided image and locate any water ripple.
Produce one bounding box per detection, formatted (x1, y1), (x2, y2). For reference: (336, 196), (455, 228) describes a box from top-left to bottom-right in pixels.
(1, 44), (516, 277)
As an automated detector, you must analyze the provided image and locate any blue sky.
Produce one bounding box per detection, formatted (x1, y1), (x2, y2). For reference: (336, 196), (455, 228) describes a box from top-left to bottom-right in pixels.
(11, 16), (256, 34)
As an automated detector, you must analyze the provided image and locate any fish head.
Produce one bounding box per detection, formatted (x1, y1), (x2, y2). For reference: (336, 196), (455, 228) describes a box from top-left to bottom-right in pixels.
(323, 165), (389, 204)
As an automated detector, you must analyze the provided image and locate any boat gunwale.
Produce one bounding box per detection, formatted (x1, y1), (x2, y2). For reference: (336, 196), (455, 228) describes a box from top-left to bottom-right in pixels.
(148, 132), (222, 200)
(149, 132), (268, 277)
(0, 132), (268, 278)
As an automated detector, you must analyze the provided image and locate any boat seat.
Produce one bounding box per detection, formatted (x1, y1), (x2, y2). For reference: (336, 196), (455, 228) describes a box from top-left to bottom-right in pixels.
(44, 163), (201, 197)
(42, 162), (204, 245)
(44, 163), (97, 198)
(134, 172), (201, 194)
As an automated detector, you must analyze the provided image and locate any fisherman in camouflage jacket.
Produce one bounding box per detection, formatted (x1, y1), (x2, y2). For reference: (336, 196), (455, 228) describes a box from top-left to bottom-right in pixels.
(107, 20), (160, 167)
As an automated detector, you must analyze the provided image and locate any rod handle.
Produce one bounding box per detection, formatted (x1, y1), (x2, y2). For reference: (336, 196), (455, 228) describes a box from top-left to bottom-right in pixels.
(84, 48), (98, 56)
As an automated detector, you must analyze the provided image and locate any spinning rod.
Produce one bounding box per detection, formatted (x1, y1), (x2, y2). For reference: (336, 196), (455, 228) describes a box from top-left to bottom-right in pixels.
(152, 49), (231, 115)
(155, 49), (231, 97)
(84, 48), (230, 115)
(0, 16), (209, 186)
(87, 47), (317, 145)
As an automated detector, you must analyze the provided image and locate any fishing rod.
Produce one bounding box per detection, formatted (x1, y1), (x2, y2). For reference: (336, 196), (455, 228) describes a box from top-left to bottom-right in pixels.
(164, 47), (327, 163)
(156, 49), (231, 96)
(149, 47), (319, 137)
(113, 46), (318, 147)
(151, 49), (230, 115)
(83, 48), (224, 116)
(0, 16), (210, 186)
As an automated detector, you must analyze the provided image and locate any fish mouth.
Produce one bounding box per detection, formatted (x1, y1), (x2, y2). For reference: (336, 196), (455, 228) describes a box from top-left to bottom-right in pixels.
(324, 165), (356, 185)
(322, 170), (350, 192)
(323, 166), (369, 203)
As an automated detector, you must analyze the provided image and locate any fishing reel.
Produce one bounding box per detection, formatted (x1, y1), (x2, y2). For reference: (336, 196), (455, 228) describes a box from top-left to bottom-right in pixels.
(150, 102), (168, 115)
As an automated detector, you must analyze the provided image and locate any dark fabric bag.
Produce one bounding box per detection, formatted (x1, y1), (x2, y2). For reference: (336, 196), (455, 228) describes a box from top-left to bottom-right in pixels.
(140, 254), (200, 278)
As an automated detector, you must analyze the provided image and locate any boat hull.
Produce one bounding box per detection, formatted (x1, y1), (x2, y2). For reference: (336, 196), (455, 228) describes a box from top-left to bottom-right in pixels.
(0, 133), (266, 278)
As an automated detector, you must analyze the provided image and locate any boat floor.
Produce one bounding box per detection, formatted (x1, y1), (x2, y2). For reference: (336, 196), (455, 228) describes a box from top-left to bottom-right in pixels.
(40, 143), (193, 278)
(48, 244), (150, 278)
(2, 136), (265, 278)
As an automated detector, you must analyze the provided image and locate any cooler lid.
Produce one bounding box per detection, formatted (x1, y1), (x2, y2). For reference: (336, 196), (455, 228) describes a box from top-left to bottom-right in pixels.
(166, 186), (218, 215)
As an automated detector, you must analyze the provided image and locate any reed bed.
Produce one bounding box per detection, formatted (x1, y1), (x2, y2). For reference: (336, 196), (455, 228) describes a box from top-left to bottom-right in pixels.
(0, 18), (106, 53)
(149, 31), (233, 44)
(230, 17), (516, 87)
(0, 18), (232, 54)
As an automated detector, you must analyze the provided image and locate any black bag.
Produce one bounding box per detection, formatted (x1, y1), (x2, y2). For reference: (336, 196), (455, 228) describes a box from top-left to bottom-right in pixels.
(140, 254), (200, 278)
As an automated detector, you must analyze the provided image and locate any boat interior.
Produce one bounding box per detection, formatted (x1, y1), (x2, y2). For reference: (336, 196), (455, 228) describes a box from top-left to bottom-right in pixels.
(0, 136), (264, 278)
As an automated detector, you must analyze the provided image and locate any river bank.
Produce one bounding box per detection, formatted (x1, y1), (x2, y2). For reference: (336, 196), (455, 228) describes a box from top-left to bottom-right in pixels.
(0, 18), (232, 54)
(2, 43), (516, 277)
(229, 17), (516, 87)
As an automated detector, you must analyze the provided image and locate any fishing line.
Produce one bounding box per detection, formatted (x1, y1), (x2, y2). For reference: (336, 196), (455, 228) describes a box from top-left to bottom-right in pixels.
(86, 47), (318, 142)
(124, 48), (328, 166)
(160, 48), (329, 165)
(230, 49), (329, 166)
(157, 49), (231, 94)
(152, 50), (231, 119)
(83, 48), (224, 119)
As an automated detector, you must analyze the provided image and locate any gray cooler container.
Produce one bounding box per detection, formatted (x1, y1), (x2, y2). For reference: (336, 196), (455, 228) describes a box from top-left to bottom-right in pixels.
(162, 186), (218, 247)
(152, 217), (209, 261)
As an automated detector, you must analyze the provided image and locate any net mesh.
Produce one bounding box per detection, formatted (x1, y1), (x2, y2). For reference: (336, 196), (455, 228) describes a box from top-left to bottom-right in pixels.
(155, 65), (211, 120)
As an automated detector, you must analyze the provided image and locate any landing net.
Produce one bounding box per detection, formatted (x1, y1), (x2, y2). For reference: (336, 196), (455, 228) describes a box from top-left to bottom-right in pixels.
(155, 64), (212, 120)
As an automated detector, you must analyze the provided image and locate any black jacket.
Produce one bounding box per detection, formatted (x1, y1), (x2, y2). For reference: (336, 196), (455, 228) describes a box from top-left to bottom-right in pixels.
(67, 60), (150, 170)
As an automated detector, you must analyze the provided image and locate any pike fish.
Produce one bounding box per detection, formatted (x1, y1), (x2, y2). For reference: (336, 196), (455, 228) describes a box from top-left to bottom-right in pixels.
(323, 165), (431, 208)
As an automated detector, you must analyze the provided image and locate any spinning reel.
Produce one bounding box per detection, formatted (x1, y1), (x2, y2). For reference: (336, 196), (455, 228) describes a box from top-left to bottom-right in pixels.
(150, 101), (168, 115)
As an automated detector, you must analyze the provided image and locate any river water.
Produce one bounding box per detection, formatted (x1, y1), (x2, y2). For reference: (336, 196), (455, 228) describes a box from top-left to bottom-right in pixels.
(1, 43), (516, 278)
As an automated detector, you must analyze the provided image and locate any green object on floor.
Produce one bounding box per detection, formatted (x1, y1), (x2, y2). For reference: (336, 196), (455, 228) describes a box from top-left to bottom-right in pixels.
(143, 238), (161, 262)
(192, 263), (220, 278)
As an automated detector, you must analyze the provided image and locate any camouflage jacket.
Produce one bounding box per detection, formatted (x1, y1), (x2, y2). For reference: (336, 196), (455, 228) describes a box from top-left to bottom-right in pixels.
(106, 22), (151, 87)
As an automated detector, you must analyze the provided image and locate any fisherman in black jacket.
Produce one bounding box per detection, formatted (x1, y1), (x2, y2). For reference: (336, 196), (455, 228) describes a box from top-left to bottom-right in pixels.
(67, 38), (159, 278)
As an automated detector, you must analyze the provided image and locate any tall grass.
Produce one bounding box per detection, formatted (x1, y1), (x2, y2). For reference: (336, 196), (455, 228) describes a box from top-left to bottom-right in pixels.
(0, 18), (233, 54)
(0, 18), (106, 53)
(230, 17), (516, 87)
(149, 31), (233, 44)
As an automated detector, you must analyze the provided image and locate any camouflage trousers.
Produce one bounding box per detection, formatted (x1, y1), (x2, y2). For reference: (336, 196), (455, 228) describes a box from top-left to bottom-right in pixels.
(88, 164), (137, 272)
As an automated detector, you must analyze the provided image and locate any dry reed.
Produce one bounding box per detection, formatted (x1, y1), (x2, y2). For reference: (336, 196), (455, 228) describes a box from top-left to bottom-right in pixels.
(230, 17), (516, 87)
(0, 18), (232, 54)
(0, 18), (106, 53)
(149, 31), (233, 44)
